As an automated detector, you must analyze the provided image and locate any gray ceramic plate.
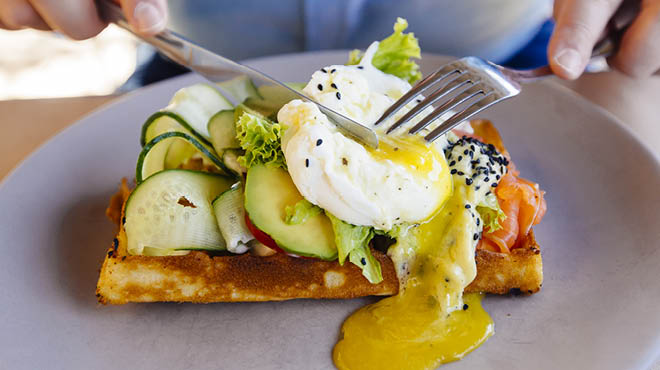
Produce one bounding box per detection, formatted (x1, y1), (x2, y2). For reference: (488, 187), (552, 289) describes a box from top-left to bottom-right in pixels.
(1, 52), (659, 370)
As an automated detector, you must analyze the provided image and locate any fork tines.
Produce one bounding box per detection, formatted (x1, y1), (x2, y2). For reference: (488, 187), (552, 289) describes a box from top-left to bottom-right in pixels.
(374, 56), (519, 143)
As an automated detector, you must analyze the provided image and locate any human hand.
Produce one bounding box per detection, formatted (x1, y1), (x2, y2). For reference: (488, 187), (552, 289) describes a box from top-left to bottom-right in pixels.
(549, 0), (660, 79)
(0, 0), (168, 40)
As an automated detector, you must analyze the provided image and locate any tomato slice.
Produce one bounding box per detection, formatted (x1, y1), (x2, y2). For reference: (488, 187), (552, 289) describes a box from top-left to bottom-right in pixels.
(244, 213), (282, 252)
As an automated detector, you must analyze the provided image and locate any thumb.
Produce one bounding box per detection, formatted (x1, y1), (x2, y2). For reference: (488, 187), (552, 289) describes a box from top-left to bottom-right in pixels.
(119, 0), (168, 36)
(548, 0), (622, 79)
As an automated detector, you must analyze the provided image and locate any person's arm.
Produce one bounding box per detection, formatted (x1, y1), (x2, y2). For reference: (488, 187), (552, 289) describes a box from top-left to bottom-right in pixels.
(0, 0), (167, 39)
(549, 0), (660, 79)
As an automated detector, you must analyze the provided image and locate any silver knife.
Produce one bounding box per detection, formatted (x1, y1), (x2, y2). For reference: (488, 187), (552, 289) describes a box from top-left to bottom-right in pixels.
(96, 0), (379, 148)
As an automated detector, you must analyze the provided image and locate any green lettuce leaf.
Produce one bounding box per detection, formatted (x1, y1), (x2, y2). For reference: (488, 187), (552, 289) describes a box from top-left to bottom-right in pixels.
(326, 213), (382, 284)
(477, 192), (507, 232)
(235, 111), (286, 169)
(348, 243), (383, 284)
(347, 17), (422, 84)
(285, 199), (322, 225)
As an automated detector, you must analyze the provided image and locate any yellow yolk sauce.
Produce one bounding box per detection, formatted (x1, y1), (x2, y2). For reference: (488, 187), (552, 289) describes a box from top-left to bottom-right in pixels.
(333, 186), (494, 370)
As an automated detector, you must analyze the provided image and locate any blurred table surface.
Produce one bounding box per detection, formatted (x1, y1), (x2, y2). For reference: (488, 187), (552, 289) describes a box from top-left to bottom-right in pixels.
(0, 73), (659, 369)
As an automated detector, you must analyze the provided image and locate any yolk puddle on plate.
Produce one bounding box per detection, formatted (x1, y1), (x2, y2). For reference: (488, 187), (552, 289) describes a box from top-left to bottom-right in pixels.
(333, 186), (494, 370)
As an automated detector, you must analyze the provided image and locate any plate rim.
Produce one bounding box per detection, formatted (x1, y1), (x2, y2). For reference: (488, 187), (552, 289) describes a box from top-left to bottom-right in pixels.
(2, 50), (658, 191)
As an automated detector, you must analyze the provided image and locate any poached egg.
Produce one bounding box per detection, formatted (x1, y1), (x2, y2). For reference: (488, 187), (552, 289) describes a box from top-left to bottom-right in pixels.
(278, 42), (452, 231)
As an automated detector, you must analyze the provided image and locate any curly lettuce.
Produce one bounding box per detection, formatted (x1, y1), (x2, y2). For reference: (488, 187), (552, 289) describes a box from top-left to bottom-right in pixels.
(347, 17), (422, 84)
(235, 111), (286, 169)
(326, 213), (382, 284)
(477, 192), (506, 232)
(285, 199), (322, 225)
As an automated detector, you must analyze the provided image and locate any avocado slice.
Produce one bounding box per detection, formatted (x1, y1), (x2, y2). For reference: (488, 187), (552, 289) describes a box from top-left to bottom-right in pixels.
(244, 164), (337, 260)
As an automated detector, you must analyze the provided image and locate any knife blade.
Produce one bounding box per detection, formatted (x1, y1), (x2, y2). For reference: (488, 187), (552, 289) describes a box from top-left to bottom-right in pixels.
(96, 0), (379, 148)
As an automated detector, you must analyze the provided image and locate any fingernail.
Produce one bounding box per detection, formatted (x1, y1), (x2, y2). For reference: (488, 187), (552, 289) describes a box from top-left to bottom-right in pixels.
(134, 2), (165, 34)
(554, 48), (582, 79)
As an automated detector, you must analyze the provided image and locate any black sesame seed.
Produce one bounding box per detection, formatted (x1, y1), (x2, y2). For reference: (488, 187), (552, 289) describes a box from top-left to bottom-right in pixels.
(321, 68), (327, 73)
(416, 99), (422, 103)
(445, 278), (450, 282)
(122, 217), (126, 225)
(496, 174), (500, 180)
(357, 66), (364, 69)
(317, 84), (323, 91)
(449, 160), (456, 166)
(331, 68), (336, 73)
(316, 139), (323, 146)
(361, 258), (366, 266)
(465, 204), (471, 209)
(466, 178), (473, 185)
(463, 304), (469, 310)
(305, 159), (309, 167)
(107, 250), (113, 257)
(473, 233), (479, 241)
(398, 187), (402, 191)
(484, 177), (489, 182)
(457, 171), (464, 176)
(342, 157), (348, 166)
(458, 156), (463, 161)
(336, 92), (341, 100)
(491, 182), (498, 188)
(113, 238), (119, 249)
(331, 83), (338, 89)
(463, 149), (469, 155)
(476, 218), (480, 226)
(450, 169), (457, 175)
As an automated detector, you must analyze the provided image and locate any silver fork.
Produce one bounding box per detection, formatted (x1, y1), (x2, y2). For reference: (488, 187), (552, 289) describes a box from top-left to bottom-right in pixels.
(374, 15), (631, 143)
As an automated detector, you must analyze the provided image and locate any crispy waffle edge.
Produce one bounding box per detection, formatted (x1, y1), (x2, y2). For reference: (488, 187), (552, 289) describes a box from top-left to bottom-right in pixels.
(96, 180), (542, 304)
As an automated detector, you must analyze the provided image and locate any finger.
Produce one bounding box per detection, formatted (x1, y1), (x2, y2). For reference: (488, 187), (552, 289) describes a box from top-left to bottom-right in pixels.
(610, 1), (660, 78)
(118, 0), (168, 36)
(0, 0), (50, 30)
(28, 0), (106, 40)
(548, 0), (624, 79)
(553, 0), (569, 20)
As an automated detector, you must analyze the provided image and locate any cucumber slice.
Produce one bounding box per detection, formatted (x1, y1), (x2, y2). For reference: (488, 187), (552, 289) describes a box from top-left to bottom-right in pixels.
(216, 75), (261, 105)
(208, 109), (240, 155)
(140, 83), (233, 146)
(124, 169), (234, 255)
(212, 184), (253, 254)
(234, 102), (269, 122)
(164, 139), (198, 169)
(222, 149), (246, 176)
(244, 83), (306, 119)
(137, 132), (230, 183)
(244, 164), (337, 260)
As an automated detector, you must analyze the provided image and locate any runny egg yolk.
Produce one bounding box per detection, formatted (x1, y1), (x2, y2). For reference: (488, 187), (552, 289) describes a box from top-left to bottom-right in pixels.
(367, 134), (438, 174)
(333, 185), (494, 370)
